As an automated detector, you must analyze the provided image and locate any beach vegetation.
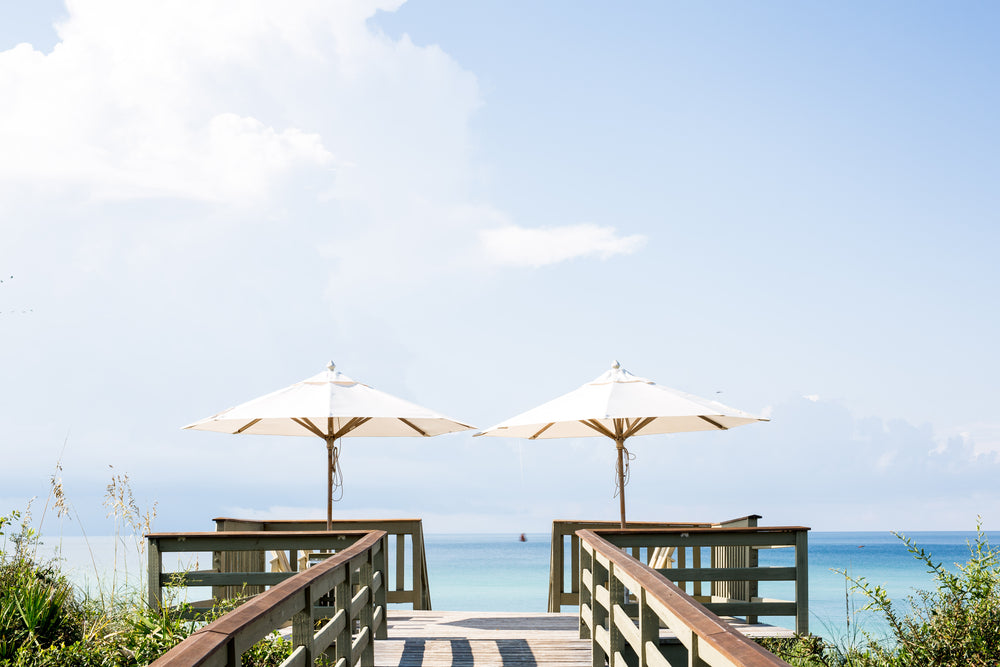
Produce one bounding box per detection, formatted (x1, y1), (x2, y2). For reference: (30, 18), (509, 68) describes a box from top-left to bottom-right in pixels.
(0, 474), (294, 666)
(760, 519), (1000, 666)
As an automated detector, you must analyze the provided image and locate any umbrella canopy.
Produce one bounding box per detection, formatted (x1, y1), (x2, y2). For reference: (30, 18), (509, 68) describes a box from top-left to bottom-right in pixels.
(475, 361), (768, 528)
(185, 362), (476, 529)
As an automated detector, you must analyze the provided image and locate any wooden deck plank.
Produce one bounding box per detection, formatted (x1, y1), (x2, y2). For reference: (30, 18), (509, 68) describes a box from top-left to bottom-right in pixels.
(376, 610), (792, 667)
(378, 611), (590, 667)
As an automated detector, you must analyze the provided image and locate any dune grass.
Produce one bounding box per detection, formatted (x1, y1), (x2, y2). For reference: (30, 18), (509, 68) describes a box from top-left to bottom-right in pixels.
(0, 472), (293, 666)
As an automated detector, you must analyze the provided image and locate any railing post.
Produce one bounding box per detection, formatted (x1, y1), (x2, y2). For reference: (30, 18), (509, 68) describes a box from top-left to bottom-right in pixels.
(692, 546), (702, 598)
(639, 588), (656, 667)
(147, 538), (162, 612)
(689, 635), (706, 667)
(413, 523), (428, 610)
(579, 542), (592, 639)
(292, 587), (314, 665)
(608, 562), (624, 667)
(591, 555), (608, 667)
(212, 548), (224, 603)
(361, 556), (375, 667)
(395, 533), (405, 602)
(548, 523), (564, 612)
(795, 529), (809, 635)
(375, 535), (388, 640)
(571, 533), (580, 598)
(335, 566), (353, 667)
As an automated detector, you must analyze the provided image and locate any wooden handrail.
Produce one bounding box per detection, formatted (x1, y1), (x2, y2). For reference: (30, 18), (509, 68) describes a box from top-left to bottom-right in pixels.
(578, 529), (791, 667)
(151, 529), (387, 667)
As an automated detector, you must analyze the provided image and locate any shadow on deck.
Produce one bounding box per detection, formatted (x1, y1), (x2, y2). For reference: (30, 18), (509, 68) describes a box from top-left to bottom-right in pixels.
(377, 611), (791, 667)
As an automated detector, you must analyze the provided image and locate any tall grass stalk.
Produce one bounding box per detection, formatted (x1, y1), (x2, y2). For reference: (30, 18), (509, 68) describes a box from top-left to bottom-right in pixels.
(2, 465), (290, 666)
(103, 467), (157, 599)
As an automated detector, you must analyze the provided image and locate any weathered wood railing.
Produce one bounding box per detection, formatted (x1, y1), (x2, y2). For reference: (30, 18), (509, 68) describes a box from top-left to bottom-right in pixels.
(150, 529), (387, 667)
(588, 525), (809, 634)
(549, 515), (762, 612)
(147, 529), (384, 616)
(213, 517), (431, 609)
(578, 529), (794, 667)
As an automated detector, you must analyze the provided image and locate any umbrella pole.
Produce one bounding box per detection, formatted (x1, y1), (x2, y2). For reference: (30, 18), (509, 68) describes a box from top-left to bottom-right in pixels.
(326, 437), (335, 531)
(616, 439), (626, 529)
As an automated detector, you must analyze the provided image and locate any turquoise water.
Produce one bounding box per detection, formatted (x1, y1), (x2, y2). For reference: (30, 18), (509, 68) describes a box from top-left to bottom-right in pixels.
(422, 531), (997, 642)
(33, 530), (998, 643)
(790, 531), (997, 642)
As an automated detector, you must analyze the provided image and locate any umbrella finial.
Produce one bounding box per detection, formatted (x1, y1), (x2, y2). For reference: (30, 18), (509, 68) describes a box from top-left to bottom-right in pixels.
(327, 361), (336, 372)
(612, 360), (621, 369)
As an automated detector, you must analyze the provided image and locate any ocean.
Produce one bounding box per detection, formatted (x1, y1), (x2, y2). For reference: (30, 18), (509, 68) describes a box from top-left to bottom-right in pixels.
(403, 531), (999, 642)
(28, 530), (997, 643)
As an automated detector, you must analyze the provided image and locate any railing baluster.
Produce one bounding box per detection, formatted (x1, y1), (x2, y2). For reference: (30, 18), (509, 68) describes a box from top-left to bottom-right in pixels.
(413, 525), (427, 610)
(592, 554), (608, 667)
(375, 536), (388, 640)
(147, 538), (162, 612)
(693, 547), (702, 598)
(638, 588), (656, 667)
(360, 555), (375, 667)
(292, 587), (314, 665)
(579, 544), (592, 640)
(609, 561), (624, 667)
(571, 534), (580, 595)
(335, 564), (352, 667)
(396, 533), (405, 597)
(548, 524), (564, 612)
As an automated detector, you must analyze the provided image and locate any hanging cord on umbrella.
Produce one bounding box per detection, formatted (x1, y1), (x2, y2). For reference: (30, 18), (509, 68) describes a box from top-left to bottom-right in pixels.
(331, 440), (344, 502)
(613, 444), (635, 499)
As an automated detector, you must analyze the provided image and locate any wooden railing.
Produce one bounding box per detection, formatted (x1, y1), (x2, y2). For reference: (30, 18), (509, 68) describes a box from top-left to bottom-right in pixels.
(549, 515), (761, 612)
(588, 525), (809, 634)
(150, 529), (387, 667)
(147, 529), (381, 615)
(578, 529), (792, 667)
(213, 517), (431, 609)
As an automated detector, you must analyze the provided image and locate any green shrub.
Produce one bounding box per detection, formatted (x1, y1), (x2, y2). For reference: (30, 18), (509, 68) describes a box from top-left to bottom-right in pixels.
(1, 501), (294, 667)
(0, 511), (83, 661)
(757, 634), (836, 666)
(846, 519), (1000, 666)
(762, 522), (1000, 667)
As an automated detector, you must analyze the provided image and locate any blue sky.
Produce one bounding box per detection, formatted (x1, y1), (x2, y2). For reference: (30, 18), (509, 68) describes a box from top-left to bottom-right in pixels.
(1, 1), (998, 536)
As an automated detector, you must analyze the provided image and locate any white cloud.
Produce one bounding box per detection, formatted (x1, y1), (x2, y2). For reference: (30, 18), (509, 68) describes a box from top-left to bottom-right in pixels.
(480, 223), (646, 268)
(945, 423), (1000, 457)
(0, 1), (415, 204)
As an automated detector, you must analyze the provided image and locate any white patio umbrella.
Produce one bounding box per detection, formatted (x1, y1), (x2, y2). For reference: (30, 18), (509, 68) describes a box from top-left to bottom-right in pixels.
(475, 361), (768, 528)
(184, 362), (476, 529)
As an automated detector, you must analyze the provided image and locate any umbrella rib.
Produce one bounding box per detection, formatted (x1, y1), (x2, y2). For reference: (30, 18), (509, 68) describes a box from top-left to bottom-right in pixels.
(623, 416), (656, 439)
(699, 416), (728, 430)
(582, 419), (616, 439)
(332, 416), (371, 439)
(234, 418), (261, 434)
(528, 423), (555, 440)
(293, 417), (327, 438)
(399, 418), (429, 437)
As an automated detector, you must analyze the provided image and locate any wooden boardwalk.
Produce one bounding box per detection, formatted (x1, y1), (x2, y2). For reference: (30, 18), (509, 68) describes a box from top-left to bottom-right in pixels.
(377, 611), (590, 667)
(375, 610), (793, 667)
